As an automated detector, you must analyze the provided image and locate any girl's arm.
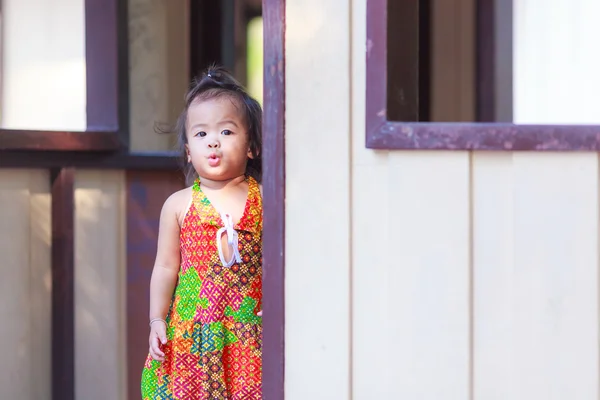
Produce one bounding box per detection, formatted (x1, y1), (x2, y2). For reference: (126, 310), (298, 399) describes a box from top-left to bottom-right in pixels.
(149, 192), (184, 322)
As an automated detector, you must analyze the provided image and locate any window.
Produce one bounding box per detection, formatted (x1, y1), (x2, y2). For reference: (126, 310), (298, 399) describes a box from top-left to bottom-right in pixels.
(366, 0), (600, 150)
(0, 0), (124, 151)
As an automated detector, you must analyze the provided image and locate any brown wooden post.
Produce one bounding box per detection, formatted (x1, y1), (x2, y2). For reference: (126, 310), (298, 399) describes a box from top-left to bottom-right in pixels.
(51, 168), (76, 400)
(262, 0), (286, 398)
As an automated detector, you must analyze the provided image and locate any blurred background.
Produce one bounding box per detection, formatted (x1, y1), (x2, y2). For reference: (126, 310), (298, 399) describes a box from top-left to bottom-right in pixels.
(0, 0), (263, 399)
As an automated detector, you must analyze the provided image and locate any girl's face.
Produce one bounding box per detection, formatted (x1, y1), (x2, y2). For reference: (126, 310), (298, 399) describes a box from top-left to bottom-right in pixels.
(185, 96), (253, 182)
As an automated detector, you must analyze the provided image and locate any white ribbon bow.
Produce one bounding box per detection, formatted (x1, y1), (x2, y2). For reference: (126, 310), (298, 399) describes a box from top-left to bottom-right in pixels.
(216, 213), (242, 267)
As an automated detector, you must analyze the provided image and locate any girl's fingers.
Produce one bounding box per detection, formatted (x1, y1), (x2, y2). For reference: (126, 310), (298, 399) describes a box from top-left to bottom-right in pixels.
(150, 346), (165, 362)
(148, 329), (167, 361)
(159, 329), (167, 345)
(257, 310), (262, 316)
(152, 336), (165, 358)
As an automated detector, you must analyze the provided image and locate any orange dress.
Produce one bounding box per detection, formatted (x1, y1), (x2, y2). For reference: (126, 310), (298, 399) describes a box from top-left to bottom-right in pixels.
(141, 176), (262, 399)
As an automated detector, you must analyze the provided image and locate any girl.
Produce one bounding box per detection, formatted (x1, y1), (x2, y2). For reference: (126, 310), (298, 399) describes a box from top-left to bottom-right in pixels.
(141, 66), (263, 399)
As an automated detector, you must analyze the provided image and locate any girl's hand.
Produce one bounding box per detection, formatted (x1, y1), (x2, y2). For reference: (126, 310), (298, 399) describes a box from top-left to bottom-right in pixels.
(149, 319), (168, 362)
(257, 310), (262, 316)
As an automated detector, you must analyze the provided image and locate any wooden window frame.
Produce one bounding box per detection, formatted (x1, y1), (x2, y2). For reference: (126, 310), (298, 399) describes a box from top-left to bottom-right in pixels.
(0, 0), (125, 152)
(0, 0), (180, 168)
(366, 0), (600, 151)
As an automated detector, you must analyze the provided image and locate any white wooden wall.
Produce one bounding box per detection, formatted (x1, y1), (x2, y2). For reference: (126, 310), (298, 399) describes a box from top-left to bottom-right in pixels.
(286, 0), (600, 398)
(0, 170), (128, 400)
(285, 0), (352, 398)
(0, 170), (52, 400)
(74, 171), (127, 400)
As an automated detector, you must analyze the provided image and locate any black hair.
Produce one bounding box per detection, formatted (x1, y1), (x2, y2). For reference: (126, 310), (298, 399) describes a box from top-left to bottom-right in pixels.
(172, 65), (262, 185)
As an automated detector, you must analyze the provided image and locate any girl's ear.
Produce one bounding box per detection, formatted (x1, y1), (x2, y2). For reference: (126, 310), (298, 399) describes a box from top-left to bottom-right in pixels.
(185, 144), (191, 162)
(247, 148), (255, 159)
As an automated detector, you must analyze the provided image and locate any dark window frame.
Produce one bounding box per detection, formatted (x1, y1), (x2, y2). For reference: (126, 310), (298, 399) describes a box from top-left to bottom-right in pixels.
(366, 0), (600, 151)
(0, 0), (128, 152)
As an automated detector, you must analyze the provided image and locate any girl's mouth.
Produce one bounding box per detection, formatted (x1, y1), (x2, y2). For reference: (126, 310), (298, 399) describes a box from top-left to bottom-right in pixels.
(208, 154), (221, 167)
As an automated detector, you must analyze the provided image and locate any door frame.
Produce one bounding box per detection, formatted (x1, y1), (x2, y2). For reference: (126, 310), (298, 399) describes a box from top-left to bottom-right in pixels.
(261, 0), (286, 398)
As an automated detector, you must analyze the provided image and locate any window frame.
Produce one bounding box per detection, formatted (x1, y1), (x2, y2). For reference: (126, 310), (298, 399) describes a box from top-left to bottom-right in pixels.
(366, 0), (600, 151)
(0, 0), (126, 152)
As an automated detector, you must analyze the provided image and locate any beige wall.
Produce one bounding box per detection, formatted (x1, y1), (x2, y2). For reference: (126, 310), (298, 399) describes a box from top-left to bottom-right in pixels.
(286, 0), (600, 399)
(285, 0), (352, 398)
(74, 171), (127, 400)
(128, 0), (189, 151)
(0, 170), (127, 400)
(0, 170), (52, 400)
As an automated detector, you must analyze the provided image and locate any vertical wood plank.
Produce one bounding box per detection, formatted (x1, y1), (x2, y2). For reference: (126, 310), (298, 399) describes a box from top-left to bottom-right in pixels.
(472, 153), (514, 399)
(512, 153), (597, 398)
(74, 170), (127, 400)
(0, 171), (32, 399)
(126, 170), (185, 400)
(473, 153), (599, 399)
(0, 170), (50, 400)
(351, 164), (391, 399)
(285, 0), (350, 398)
(29, 171), (52, 400)
(262, 0), (286, 397)
(51, 168), (75, 400)
(383, 152), (471, 399)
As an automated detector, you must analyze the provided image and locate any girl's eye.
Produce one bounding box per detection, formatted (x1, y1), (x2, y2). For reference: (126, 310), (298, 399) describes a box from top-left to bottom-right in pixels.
(195, 131), (207, 137)
(221, 129), (232, 136)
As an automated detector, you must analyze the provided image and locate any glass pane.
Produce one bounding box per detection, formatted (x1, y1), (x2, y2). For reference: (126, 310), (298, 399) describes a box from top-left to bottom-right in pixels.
(513, 0), (600, 124)
(0, 0), (87, 130)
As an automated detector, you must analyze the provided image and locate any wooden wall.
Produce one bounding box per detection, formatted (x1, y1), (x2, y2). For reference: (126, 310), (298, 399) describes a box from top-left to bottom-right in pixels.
(74, 171), (127, 399)
(285, 0), (600, 398)
(0, 170), (52, 399)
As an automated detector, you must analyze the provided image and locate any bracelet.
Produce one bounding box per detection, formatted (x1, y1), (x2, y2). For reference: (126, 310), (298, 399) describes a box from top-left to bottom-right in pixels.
(149, 318), (167, 327)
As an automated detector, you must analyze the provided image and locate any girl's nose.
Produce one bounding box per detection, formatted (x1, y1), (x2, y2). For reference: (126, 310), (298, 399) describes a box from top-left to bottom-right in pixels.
(208, 140), (220, 148)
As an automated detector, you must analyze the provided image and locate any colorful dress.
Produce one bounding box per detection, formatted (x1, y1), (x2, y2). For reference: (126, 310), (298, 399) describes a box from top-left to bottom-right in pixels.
(141, 176), (263, 399)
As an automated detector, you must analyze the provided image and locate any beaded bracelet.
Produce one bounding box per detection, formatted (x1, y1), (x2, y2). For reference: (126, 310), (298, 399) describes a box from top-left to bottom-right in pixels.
(149, 318), (167, 327)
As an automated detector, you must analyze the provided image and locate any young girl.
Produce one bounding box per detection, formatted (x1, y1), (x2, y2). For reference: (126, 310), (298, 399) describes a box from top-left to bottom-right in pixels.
(141, 66), (263, 399)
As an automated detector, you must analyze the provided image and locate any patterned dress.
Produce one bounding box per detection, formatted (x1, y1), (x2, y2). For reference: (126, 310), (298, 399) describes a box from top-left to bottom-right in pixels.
(141, 176), (262, 399)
